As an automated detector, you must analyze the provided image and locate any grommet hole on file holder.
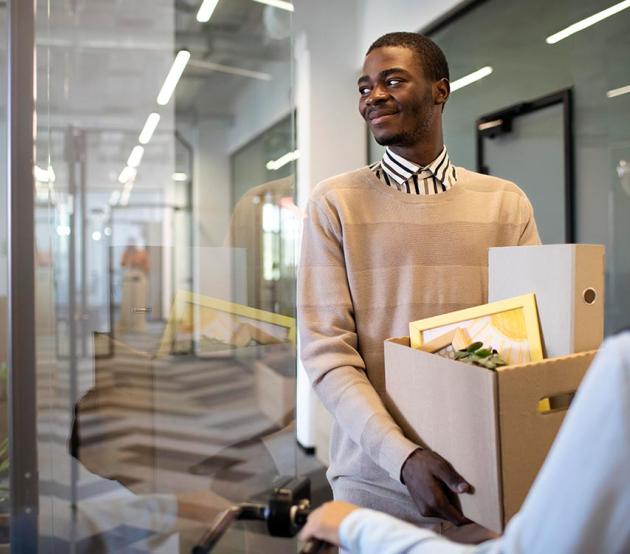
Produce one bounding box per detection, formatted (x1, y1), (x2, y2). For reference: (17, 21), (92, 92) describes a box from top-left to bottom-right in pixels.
(583, 287), (597, 304)
(537, 391), (576, 414)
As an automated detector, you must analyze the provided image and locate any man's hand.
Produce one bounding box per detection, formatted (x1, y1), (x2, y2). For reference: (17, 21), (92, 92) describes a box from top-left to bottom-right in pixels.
(298, 501), (359, 546)
(401, 449), (472, 525)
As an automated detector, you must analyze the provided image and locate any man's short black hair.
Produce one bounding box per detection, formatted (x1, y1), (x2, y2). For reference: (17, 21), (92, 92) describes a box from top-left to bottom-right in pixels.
(367, 32), (450, 82)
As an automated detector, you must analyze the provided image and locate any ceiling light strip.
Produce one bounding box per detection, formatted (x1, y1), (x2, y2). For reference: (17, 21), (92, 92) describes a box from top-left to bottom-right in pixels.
(450, 66), (493, 92)
(546, 0), (630, 44)
(197, 0), (220, 22)
(127, 146), (145, 168)
(118, 166), (137, 184)
(266, 150), (299, 171)
(606, 84), (630, 98)
(252, 0), (294, 12)
(157, 50), (191, 106)
(478, 119), (504, 131)
(139, 113), (161, 144)
(188, 59), (272, 81)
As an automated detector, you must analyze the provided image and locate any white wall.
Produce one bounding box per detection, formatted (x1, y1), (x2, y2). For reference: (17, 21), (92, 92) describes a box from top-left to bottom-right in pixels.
(182, 117), (234, 322)
(293, 0), (366, 199)
(227, 60), (294, 155)
(185, 118), (232, 249)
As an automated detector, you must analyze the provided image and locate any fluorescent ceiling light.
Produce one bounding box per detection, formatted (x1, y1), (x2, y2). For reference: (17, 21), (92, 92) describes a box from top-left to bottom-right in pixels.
(34, 165), (56, 183)
(157, 50), (191, 106)
(118, 166), (137, 184)
(546, 0), (630, 44)
(197, 0), (220, 22)
(56, 225), (71, 237)
(173, 172), (188, 182)
(109, 190), (121, 206)
(120, 187), (132, 207)
(266, 150), (299, 171)
(252, 0), (294, 11)
(127, 146), (144, 168)
(34, 165), (50, 182)
(139, 113), (160, 144)
(188, 59), (272, 81)
(450, 66), (493, 92)
(478, 119), (504, 131)
(607, 83), (630, 98)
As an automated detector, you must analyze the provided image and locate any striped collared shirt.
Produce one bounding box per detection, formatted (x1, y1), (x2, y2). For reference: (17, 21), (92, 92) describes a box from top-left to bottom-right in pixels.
(369, 146), (458, 194)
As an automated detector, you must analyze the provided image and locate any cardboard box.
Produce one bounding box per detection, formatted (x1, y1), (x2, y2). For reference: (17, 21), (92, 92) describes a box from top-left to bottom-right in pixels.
(489, 244), (604, 358)
(383, 337), (596, 532)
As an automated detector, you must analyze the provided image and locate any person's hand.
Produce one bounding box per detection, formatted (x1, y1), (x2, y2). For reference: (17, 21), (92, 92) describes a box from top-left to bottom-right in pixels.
(401, 449), (472, 525)
(298, 501), (359, 546)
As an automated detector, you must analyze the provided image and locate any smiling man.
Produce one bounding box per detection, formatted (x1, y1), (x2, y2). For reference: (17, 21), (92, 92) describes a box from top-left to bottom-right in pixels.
(297, 33), (540, 540)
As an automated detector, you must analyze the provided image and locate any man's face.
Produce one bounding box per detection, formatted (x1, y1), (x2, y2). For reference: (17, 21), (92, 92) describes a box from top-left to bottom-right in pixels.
(358, 46), (439, 147)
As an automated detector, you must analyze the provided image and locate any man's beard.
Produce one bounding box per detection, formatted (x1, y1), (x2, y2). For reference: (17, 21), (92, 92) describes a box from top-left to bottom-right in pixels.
(373, 103), (434, 147)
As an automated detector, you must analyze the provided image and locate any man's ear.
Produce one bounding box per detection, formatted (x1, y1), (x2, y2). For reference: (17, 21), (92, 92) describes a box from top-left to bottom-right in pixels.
(434, 78), (450, 107)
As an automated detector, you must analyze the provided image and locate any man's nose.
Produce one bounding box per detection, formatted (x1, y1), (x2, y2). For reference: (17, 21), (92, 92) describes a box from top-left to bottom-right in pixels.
(366, 85), (388, 105)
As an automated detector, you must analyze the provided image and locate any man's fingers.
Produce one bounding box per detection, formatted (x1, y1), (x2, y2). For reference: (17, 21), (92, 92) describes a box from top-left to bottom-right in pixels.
(434, 494), (468, 526)
(433, 460), (471, 494)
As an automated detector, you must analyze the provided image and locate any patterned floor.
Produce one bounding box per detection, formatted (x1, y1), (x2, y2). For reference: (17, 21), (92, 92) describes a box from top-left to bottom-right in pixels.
(34, 324), (331, 553)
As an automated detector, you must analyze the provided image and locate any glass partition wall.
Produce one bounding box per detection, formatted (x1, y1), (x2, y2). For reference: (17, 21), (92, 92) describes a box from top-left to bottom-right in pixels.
(427, 0), (630, 334)
(368, 0), (630, 335)
(6, 0), (304, 551)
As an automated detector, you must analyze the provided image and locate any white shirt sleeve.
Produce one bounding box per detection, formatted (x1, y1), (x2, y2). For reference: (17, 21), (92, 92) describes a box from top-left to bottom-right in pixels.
(339, 508), (496, 554)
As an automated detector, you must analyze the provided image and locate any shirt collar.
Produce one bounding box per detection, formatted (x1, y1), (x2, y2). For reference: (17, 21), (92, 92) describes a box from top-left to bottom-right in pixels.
(381, 146), (454, 187)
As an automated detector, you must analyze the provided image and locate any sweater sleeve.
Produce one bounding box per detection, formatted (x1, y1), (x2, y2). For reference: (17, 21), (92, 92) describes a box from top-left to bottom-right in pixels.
(297, 197), (419, 481)
(517, 194), (541, 246)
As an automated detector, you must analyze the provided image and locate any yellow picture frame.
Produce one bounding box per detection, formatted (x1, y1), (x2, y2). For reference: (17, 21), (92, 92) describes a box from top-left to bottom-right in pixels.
(157, 290), (296, 357)
(409, 293), (543, 365)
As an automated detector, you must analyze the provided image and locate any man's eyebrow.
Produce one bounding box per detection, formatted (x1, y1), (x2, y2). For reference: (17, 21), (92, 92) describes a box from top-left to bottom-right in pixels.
(379, 67), (411, 79)
(357, 67), (411, 86)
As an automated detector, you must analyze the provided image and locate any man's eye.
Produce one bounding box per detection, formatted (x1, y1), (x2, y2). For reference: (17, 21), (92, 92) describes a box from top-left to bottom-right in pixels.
(359, 87), (371, 95)
(386, 79), (401, 86)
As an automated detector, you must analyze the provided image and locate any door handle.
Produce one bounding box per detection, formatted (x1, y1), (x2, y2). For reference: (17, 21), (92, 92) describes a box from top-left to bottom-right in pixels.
(131, 307), (152, 313)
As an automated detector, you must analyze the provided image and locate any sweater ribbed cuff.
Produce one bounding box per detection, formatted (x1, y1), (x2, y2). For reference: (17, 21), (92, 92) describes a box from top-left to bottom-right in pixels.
(378, 431), (421, 483)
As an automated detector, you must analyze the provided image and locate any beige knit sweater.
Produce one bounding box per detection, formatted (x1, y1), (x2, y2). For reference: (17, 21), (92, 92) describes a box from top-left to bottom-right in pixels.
(298, 166), (540, 515)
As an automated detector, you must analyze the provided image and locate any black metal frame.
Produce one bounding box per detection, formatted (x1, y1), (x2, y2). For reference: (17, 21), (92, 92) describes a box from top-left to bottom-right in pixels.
(476, 88), (575, 243)
(420, 0), (490, 35)
(7, 0), (38, 549)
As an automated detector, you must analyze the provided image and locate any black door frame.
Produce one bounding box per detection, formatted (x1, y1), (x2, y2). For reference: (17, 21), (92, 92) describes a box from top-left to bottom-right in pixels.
(476, 88), (575, 243)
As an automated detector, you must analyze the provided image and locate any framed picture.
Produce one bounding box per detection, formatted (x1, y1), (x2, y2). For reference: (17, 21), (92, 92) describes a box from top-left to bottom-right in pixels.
(409, 293), (543, 365)
(157, 290), (296, 358)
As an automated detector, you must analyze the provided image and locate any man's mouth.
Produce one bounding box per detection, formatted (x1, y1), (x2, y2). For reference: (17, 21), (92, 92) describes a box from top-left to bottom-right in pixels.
(368, 110), (398, 125)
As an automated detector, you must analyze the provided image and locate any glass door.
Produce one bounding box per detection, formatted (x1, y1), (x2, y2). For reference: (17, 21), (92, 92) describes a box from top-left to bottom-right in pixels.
(477, 89), (574, 244)
(28, 1), (302, 552)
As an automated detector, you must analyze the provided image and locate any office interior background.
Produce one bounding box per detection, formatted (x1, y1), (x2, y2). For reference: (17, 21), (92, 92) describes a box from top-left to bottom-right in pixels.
(0, 0), (628, 551)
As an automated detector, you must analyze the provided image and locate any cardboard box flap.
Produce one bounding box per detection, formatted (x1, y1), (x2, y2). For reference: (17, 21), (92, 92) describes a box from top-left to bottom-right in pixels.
(496, 350), (596, 523)
(384, 339), (503, 532)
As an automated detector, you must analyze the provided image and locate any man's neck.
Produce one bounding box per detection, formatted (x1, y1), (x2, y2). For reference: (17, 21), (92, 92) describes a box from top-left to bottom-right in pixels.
(388, 142), (444, 167)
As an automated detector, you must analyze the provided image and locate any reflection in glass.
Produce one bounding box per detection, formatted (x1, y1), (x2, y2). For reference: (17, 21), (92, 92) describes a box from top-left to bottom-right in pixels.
(424, 0), (630, 334)
(29, 1), (325, 552)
